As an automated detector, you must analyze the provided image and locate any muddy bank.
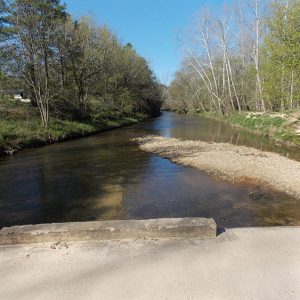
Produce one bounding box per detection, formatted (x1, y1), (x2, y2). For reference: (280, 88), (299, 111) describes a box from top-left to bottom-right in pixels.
(134, 136), (300, 199)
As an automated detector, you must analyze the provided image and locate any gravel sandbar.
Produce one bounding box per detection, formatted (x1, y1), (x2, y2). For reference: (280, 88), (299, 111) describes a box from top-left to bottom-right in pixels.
(134, 136), (300, 199)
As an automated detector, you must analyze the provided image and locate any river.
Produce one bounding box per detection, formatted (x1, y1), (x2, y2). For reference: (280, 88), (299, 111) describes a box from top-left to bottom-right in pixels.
(0, 112), (299, 228)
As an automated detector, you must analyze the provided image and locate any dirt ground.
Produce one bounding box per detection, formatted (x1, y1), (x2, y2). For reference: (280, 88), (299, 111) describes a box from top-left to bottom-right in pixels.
(134, 135), (300, 199)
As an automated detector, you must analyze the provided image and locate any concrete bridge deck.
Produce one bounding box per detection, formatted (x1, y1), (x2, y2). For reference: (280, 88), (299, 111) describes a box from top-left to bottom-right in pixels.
(0, 218), (216, 245)
(0, 226), (300, 300)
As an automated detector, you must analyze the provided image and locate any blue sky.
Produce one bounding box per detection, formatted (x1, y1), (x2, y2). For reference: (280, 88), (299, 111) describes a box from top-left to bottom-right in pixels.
(64, 0), (226, 84)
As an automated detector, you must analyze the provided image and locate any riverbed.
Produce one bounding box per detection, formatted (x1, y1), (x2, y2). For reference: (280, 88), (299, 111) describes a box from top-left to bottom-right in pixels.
(0, 112), (299, 228)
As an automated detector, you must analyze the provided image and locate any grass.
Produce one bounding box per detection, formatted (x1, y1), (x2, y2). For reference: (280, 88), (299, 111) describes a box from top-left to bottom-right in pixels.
(198, 111), (300, 146)
(228, 114), (285, 134)
(0, 99), (139, 155)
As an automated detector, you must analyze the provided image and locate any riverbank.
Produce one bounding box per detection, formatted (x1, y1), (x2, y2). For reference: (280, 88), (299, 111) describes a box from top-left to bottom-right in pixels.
(199, 111), (300, 146)
(1, 227), (299, 299)
(134, 135), (300, 199)
(0, 117), (139, 157)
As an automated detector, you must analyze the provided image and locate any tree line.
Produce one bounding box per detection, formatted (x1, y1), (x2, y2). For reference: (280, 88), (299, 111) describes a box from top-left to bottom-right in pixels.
(166, 0), (300, 115)
(0, 0), (163, 128)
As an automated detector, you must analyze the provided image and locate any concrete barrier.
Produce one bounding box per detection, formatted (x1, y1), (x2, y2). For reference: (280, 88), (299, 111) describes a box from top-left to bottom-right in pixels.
(0, 218), (216, 245)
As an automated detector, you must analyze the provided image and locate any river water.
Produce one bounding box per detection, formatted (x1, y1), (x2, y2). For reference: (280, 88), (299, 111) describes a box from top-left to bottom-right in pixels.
(0, 112), (299, 228)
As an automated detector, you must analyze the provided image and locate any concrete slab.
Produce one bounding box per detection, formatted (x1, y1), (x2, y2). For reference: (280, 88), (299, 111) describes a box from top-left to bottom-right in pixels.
(0, 227), (299, 300)
(0, 218), (216, 245)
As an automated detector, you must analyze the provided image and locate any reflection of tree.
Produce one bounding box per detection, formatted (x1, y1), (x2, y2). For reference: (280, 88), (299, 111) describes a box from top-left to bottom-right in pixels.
(0, 129), (153, 227)
(1, 113), (299, 228)
(167, 113), (294, 157)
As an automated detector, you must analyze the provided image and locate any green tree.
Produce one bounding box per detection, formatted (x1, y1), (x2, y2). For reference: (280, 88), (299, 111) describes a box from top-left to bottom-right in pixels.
(262, 0), (300, 111)
(1, 0), (162, 125)
(1, 0), (67, 127)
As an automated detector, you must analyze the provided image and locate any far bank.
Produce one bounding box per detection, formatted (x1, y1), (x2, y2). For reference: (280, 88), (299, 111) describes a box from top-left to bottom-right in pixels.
(0, 90), (162, 156)
(0, 116), (144, 157)
(197, 111), (300, 147)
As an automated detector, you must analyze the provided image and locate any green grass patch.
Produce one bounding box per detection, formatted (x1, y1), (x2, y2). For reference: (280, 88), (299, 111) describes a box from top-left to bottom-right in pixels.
(0, 98), (144, 155)
(228, 113), (285, 135)
(197, 110), (300, 146)
(0, 116), (138, 155)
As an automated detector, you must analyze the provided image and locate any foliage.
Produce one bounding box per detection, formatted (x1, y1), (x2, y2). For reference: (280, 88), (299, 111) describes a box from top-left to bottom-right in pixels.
(0, 101), (138, 155)
(167, 0), (300, 115)
(0, 0), (163, 128)
(262, 0), (300, 110)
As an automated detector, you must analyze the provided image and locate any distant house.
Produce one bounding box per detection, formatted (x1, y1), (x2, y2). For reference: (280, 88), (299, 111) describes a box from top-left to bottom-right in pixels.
(5, 89), (27, 99)
(1, 89), (31, 103)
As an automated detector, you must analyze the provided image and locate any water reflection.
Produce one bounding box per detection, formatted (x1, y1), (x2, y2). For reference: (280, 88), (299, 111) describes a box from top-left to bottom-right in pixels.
(152, 112), (300, 160)
(0, 112), (299, 228)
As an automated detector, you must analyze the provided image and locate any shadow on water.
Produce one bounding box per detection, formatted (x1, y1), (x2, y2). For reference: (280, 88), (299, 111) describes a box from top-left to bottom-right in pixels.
(0, 112), (299, 228)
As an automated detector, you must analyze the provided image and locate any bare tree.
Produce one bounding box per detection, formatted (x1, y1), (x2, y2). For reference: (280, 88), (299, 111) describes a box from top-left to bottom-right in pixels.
(213, 11), (242, 112)
(248, 0), (266, 112)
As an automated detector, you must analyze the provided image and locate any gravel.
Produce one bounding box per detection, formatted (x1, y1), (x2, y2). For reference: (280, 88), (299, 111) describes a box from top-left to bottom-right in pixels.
(134, 135), (300, 199)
